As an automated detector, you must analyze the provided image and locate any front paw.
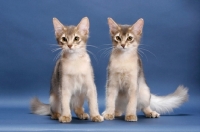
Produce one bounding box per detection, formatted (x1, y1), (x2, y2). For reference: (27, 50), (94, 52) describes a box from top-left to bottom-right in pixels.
(91, 115), (104, 122)
(77, 113), (90, 120)
(59, 115), (72, 123)
(125, 115), (138, 122)
(102, 111), (114, 120)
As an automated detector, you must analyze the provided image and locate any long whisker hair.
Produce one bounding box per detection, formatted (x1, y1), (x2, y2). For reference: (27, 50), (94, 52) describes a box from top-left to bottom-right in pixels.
(87, 49), (98, 64)
(138, 43), (156, 61)
(49, 44), (60, 47)
(87, 44), (99, 49)
(51, 47), (62, 52)
(53, 49), (63, 61)
(99, 46), (113, 58)
(138, 48), (148, 61)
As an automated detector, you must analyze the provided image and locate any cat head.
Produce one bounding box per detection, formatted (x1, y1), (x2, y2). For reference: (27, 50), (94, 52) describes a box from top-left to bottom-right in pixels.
(108, 18), (144, 52)
(53, 17), (89, 53)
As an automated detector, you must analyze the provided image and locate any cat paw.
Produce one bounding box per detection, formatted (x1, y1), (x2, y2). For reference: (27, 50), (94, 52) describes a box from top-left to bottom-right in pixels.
(102, 112), (114, 120)
(115, 111), (123, 117)
(145, 111), (160, 118)
(91, 115), (104, 122)
(77, 113), (90, 120)
(59, 115), (72, 123)
(125, 115), (138, 122)
(51, 112), (61, 120)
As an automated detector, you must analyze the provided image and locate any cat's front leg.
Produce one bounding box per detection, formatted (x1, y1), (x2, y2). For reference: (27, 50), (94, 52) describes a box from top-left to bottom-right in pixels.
(102, 80), (118, 120)
(59, 75), (72, 123)
(125, 82), (138, 122)
(85, 76), (104, 122)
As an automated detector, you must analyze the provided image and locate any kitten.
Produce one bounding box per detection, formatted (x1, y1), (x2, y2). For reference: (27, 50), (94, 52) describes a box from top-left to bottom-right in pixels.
(31, 17), (103, 123)
(102, 18), (188, 121)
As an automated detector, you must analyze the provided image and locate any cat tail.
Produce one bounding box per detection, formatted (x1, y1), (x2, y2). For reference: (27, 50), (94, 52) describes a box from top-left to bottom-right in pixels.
(30, 97), (51, 115)
(150, 85), (188, 114)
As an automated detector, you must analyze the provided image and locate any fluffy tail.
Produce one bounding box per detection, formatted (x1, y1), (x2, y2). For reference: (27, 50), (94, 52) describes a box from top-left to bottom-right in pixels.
(150, 85), (188, 114)
(30, 97), (50, 115)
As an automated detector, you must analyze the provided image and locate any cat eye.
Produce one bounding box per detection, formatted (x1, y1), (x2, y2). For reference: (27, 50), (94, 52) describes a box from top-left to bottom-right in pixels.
(74, 36), (80, 41)
(116, 36), (121, 41)
(127, 36), (133, 41)
(62, 37), (67, 42)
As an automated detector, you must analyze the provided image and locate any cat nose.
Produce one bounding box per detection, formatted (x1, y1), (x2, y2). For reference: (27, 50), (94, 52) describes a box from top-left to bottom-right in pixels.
(68, 45), (72, 49)
(121, 44), (125, 48)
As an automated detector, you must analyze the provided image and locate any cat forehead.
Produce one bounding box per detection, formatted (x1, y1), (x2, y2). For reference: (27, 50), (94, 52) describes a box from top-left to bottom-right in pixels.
(63, 25), (77, 35)
(115, 25), (133, 36)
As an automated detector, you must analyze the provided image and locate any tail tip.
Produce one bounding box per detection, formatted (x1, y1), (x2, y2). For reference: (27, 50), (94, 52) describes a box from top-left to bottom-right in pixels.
(176, 85), (189, 102)
(30, 97), (41, 113)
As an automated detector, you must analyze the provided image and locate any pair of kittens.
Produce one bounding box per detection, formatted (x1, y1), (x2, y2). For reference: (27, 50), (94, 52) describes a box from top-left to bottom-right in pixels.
(31, 17), (188, 123)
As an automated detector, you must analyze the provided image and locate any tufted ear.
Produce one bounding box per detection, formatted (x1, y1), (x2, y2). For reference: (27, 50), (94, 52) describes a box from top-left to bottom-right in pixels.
(130, 18), (144, 35)
(53, 18), (65, 36)
(77, 17), (89, 35)
(107, 17), (120, 35)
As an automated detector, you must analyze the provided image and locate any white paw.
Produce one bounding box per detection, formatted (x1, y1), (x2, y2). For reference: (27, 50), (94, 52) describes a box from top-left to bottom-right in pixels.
(125, 115), (138, 122)
(91, 115), (104, 122)
(146, 111), (160, 118)
(102, 111), (114, 120)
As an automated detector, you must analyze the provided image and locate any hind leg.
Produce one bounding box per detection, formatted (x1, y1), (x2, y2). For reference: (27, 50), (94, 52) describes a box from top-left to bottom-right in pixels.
(50, 94), (61, 120)
(73, 94), (89, 120)
(142, 106), (160, 118)
(138, 79), (160, 118)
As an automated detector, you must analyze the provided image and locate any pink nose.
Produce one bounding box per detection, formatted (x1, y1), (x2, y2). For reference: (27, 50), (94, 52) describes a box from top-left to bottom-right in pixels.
(68, 45), (72, 49)
(121, 44), (125, 48)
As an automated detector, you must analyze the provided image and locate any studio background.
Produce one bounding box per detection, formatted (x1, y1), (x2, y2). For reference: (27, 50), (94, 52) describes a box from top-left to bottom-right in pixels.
(0, 0), (200, 131)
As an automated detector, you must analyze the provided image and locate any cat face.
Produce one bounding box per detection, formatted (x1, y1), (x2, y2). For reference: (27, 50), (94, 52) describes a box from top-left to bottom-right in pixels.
(53, 17), (89, 53)
(108, 18), (144, 51)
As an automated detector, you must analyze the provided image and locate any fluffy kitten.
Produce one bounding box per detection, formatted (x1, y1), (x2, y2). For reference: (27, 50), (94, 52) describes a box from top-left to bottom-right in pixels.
(31, 17), (103, 123)
(102, 18), (188, 121)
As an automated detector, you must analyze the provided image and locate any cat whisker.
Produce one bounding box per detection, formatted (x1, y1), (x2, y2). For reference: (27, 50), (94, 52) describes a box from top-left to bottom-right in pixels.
(140, 48), (157, 58)
(138, 49), (148, 61)
(105, 50), (112, 58)
(53, 50), (63, 61)
(49, 44), (59, 47)
(98, 47), (113, 54)
(87, 45), (99, 49)
(138, 51), (143, 58)
(51, 48), (62, 52)
(139, 43), (150, 47)
(100, 47), (113, 58)
(87, 50), (98, 64)
(100, 44), (112, 46)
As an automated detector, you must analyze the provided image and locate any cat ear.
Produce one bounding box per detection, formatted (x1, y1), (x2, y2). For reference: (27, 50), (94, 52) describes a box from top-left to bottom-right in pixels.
(77, 17), (89, 35)
(130, 18), (144, 35)
(108, 18), (120, 35)
(53, 18), (65, 36)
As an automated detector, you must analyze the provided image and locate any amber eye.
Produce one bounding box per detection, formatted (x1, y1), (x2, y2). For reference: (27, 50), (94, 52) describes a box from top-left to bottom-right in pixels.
(116, 36), (121, 41)
(62, 37), (67, 42)
(127, 36), (133, 41)
(74, 36), (80, 41)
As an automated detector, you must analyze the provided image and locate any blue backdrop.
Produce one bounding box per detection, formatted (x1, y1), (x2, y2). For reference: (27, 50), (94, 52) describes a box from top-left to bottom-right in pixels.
(0, 0), (200, 131)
